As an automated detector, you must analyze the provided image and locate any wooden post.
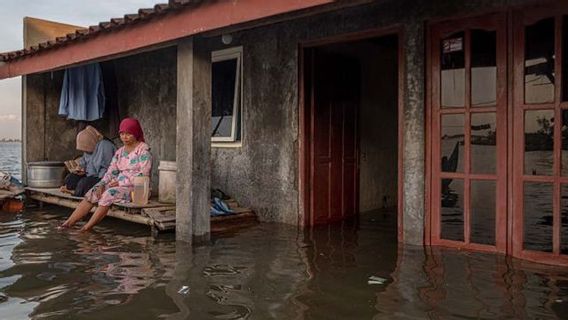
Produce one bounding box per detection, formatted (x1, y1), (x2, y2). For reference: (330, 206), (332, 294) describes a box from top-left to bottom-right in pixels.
(176, 37), (211, 243)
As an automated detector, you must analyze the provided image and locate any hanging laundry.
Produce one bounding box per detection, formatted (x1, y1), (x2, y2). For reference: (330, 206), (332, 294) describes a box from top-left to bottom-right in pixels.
(58, 63), (105, 121)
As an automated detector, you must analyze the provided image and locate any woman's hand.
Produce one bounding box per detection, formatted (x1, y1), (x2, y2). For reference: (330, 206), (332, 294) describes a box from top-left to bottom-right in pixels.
(107, 180), (119, 188)
(93, 184), (105, 198)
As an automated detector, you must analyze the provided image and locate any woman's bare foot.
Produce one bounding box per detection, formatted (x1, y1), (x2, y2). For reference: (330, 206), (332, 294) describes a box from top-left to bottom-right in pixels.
(57, 221), (72, 230)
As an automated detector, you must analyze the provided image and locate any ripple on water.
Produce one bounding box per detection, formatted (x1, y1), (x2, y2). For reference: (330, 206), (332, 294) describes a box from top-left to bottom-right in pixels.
(0, 208), (566, 319)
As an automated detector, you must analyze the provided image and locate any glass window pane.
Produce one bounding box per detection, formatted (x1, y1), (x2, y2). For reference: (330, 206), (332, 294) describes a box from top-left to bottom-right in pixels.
(441, 32), (465, 108)
(524, 110), (554, 176)
(524, 182), (553, 252)
(441, 114), (464, 173)
(471, 29), (497, 107)
(562, 184), (568, 254)
(524, 18), (555, 104)
(562, 110), (568, 176)
(212, 58), (238, 138)
(471, 180), (496, 245)
(471, 113), (496, 174)
(441, 179), (464, 242)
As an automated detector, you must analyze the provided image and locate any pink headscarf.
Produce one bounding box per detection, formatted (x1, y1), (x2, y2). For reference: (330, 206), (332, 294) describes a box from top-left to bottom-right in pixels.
(119, 118), (145, 142)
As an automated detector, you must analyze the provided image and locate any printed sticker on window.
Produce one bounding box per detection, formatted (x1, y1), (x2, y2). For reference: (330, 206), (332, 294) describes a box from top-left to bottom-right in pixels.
(443, 37), (463, 53)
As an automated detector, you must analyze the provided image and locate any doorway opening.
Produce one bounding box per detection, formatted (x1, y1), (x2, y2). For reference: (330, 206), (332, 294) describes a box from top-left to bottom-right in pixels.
(302, 33), (401, 232)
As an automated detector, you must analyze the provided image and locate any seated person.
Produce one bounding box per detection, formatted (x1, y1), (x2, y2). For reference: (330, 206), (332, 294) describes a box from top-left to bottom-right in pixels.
(61, 126), (116, 197)
(60, 118), (152, 232)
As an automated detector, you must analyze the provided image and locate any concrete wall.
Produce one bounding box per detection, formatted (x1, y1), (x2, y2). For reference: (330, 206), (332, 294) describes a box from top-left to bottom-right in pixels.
(23, 71), (79, 179)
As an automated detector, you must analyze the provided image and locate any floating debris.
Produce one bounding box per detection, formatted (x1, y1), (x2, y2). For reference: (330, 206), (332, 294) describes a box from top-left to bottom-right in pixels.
(368, 276), (387, 285)
(178, 286), (190, 295)
(0, 293), (7, 303)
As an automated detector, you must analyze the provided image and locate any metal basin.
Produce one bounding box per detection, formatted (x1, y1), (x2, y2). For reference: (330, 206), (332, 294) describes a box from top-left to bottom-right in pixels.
(27, 161), (66, 188)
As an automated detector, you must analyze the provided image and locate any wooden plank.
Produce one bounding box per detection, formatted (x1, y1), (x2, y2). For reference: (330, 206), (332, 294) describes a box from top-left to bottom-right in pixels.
(211, 211), (256, 222)
(26, 187), (169, 210)
(27, 193), (153, 226)
(0, 189), (24, 200)
(25, 187), (258, 234)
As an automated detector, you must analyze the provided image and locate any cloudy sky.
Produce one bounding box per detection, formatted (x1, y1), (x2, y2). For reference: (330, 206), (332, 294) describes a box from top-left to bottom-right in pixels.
(0, 0), (160, 139)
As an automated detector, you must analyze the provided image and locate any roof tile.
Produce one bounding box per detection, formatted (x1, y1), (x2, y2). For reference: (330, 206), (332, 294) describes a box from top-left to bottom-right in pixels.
(0, 1), (199, 62)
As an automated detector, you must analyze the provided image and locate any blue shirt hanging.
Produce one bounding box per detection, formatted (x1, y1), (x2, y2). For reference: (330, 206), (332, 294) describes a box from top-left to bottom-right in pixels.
(58, 63), (105, 121)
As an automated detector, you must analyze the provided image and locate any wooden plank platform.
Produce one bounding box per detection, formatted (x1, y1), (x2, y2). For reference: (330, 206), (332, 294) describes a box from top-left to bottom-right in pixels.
(26, 188), (167, 212)
(0, 189), (24, 201)
(25, 187), (258, 235)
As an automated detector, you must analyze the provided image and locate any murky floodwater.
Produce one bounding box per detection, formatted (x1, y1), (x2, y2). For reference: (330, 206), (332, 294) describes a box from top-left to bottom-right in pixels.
(2, 143), (568, 319)
(0, 207), (566, 319)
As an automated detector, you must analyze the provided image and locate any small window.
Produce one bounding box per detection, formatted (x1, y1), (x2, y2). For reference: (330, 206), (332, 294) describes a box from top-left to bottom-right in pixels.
(211, 47), (243, 142)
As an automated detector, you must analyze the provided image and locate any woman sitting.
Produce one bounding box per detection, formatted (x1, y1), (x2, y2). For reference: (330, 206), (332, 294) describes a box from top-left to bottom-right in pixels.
(60, 118), (152, 232)
(61, 125), (116, 197)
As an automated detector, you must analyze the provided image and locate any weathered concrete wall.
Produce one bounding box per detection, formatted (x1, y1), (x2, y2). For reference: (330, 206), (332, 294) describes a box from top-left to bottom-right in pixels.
(114, 47), (178, 193)
(23, 71), (80, 180)
(202, 0), (540, 243)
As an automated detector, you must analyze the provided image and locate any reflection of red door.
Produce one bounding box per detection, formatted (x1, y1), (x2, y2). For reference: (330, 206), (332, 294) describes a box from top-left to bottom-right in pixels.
(430, 13), (508, 253)
(310, 50), (360, 225)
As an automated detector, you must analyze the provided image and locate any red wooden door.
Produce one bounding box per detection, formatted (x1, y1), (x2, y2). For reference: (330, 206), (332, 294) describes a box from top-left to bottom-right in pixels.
(310, 50), (360, 225)
(430, 13), (508, 253)
(512, 6), (568, 265)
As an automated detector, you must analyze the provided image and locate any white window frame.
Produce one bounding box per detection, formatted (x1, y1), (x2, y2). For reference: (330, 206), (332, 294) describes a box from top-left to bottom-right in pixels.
(211, 46), (243, 143)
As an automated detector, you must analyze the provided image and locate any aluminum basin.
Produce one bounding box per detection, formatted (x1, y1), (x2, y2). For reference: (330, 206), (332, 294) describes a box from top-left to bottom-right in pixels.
(27, 161), (66, 188)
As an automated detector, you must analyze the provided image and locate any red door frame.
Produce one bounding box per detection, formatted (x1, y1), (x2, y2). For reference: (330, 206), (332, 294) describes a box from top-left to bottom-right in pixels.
(512, 4), (568, 266)
(428, 13), (508, 253)
(299, 27), (405, 241)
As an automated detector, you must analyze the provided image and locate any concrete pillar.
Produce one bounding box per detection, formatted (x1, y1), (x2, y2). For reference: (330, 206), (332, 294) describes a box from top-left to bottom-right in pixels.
(22, 74), (47, 184)
(402, 21), (426, 246)
(176, 37), (212, 243)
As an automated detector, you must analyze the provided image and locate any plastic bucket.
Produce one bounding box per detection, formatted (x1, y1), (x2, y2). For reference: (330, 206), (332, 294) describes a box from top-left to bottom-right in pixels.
(158, 161), (176, 204)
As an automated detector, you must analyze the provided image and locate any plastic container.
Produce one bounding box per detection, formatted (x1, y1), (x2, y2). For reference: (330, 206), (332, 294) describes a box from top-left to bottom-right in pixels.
(131, 176), (150, 205)
(158, 161), (176, 204)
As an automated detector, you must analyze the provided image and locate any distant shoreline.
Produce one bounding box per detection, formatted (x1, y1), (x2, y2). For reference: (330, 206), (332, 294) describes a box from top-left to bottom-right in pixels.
(0, 139), (21, 143)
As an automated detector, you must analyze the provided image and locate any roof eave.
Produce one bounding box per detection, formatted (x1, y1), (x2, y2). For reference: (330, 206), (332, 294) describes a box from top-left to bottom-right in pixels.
(0, 0), (337, 79)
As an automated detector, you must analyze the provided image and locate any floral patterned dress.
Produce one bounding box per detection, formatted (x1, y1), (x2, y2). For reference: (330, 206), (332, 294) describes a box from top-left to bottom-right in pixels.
(84, 142), (152, 207)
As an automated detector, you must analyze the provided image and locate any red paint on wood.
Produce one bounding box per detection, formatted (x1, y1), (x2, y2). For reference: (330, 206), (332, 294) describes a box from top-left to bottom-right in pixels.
(429, 13), (508, 254)
(310, 50), (360, 225)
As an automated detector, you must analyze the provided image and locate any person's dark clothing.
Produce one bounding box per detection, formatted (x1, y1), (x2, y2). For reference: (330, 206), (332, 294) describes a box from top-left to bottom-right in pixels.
(64, 174), (100, 197)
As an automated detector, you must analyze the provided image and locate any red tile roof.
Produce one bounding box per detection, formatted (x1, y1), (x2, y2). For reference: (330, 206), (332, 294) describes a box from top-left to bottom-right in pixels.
(0, 0), (195, 62)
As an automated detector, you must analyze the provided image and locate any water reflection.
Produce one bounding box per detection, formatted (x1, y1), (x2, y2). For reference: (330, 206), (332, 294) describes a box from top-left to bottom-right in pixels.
(0, 208), (567, 319)
(524, 17), (555, 104)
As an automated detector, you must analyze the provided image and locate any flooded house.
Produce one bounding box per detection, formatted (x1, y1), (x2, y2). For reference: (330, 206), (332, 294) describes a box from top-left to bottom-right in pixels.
(0, 0), (567, 266)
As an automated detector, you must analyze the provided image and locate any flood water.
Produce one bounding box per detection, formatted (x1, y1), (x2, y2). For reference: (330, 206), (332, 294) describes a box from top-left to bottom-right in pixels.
(0, 208), (566, 319)
(1, 142), (568, 319)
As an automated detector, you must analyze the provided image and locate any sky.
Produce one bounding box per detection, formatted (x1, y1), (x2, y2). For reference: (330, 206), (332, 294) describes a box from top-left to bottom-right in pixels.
(0, 0), (161, 139)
